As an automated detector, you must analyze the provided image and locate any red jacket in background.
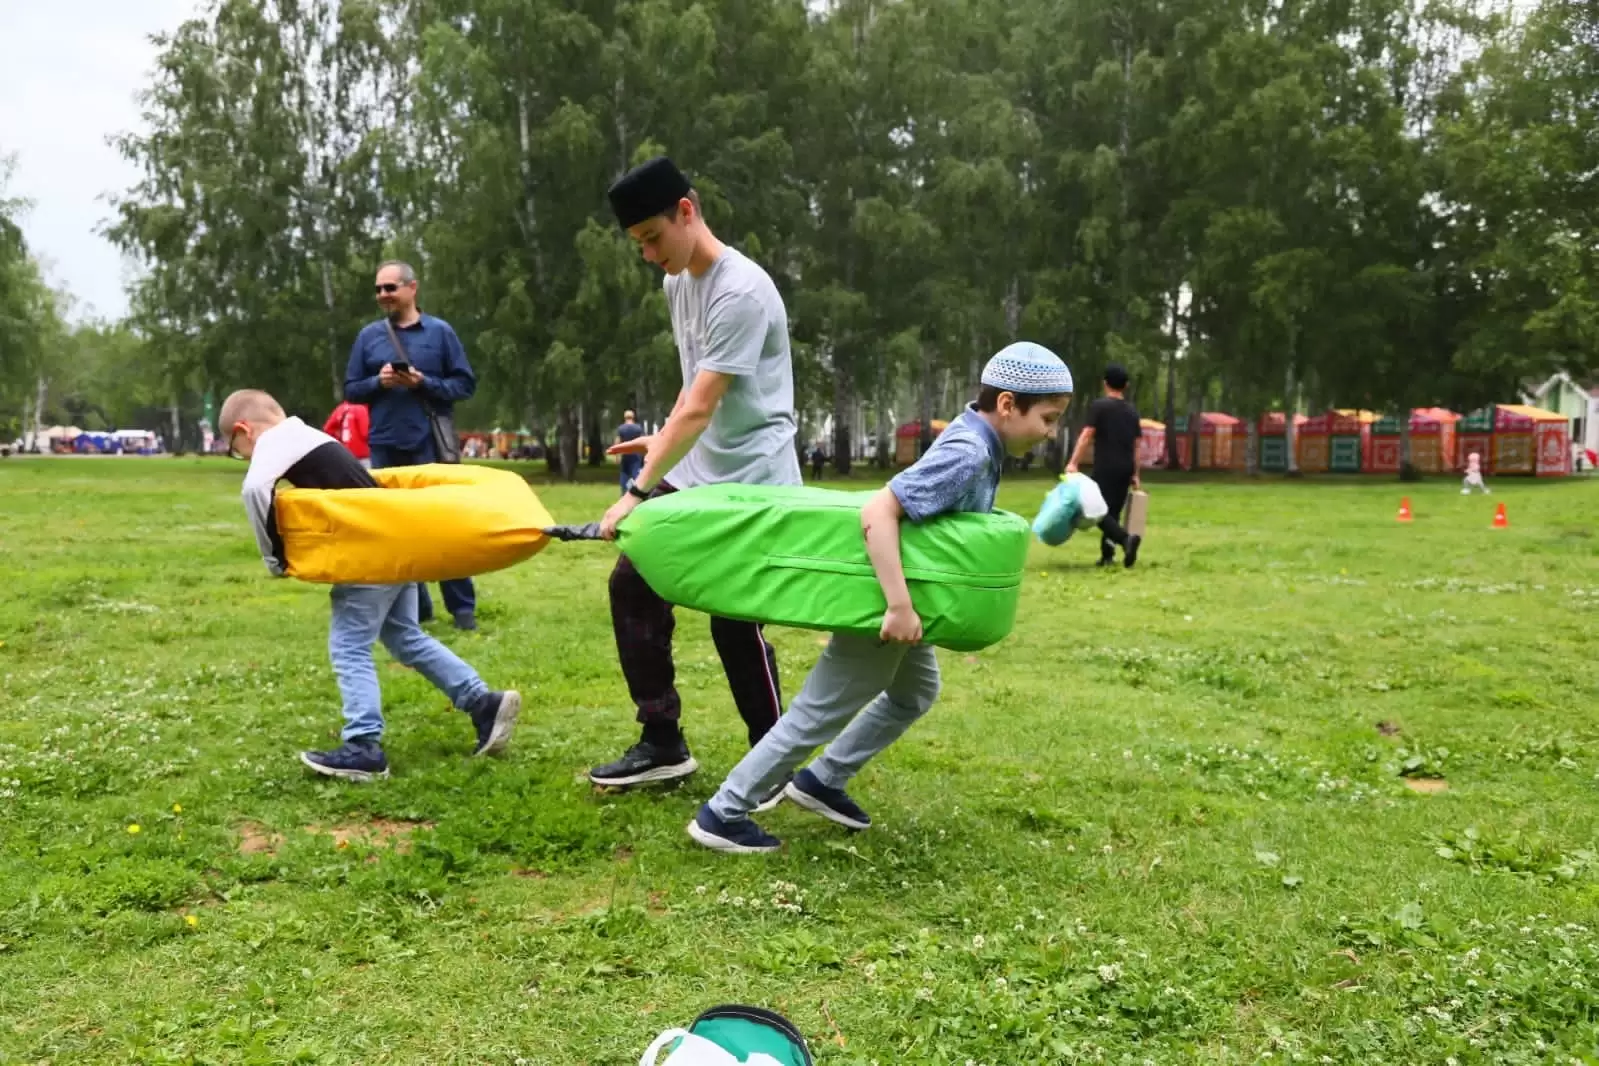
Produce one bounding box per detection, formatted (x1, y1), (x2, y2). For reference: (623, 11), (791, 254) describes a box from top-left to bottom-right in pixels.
(323, 402), (371, 460)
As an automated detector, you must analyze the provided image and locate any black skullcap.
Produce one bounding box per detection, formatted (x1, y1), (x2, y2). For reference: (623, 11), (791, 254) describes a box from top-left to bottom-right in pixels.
(1104, 363), (1129, 390)
(607, 156), (693, 228)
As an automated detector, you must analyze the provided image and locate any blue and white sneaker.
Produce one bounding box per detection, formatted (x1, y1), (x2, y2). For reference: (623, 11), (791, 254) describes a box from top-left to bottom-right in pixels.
(469, 690), (522, 757)
(300, 739), (389, 782)
(687, 805), (782, 854)
(785, 768), (871, 830)
(752, 774), (792, 814)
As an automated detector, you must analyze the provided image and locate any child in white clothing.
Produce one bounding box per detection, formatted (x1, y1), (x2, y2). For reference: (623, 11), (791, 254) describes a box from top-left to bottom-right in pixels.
(1462, 451), (1490, 494)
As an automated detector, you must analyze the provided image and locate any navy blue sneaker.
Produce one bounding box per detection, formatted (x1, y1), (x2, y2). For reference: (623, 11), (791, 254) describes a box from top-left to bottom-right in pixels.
(785, 768), (871, 830)
(300, 739), (389, 782)
(687, 805), (782, 854)
(753, 773), (792, 814)
(453, 611), (478, 632)
(469, 690), (521, 756)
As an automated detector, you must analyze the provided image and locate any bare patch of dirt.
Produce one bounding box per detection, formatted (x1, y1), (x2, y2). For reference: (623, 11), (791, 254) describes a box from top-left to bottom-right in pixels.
(1404, 778), (1449, 794)
(512, 868), (549, 880)
(304, 818), (435, 853)
(1376, 720), (1402, 737)
(237, 822), (284, 857)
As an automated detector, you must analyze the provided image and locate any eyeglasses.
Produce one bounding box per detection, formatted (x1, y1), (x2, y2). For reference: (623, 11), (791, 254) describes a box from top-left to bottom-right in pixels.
(227, 425), (247, 460)
(375, 282), (410, 295)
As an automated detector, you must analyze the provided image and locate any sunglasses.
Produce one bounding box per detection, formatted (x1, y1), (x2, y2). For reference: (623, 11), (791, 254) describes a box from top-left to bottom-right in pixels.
(375, 282), (411, 295)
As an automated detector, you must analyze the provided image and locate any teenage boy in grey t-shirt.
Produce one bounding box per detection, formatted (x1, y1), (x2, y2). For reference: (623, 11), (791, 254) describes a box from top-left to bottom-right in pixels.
(590, 156), (801, 791)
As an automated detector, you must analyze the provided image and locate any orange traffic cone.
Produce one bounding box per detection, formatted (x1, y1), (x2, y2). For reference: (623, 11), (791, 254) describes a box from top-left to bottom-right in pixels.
(1396, 497), (1414, 523)
(1492, 502), (1509, 529)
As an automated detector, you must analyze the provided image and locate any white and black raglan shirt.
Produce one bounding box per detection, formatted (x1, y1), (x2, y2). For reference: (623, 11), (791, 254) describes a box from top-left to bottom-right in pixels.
(242, 416), (377, 576)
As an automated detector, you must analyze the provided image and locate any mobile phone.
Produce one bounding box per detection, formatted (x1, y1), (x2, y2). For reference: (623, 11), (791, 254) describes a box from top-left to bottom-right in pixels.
(389, 361), (412, 375)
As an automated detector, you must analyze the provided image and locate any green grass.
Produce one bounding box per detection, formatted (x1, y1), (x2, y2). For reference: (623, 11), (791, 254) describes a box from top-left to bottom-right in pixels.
(1, 457), (1597, 1065)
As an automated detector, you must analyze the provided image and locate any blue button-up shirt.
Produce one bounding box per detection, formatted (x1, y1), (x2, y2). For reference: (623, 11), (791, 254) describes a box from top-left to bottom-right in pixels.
(887, 404), (1006, 522)
(344, 314), (477, 450)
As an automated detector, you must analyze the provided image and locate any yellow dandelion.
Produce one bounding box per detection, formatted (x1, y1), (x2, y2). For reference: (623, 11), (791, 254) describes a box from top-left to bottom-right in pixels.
(184, 915), (199, 928)
(172, 804), (183, 814)
(126, 824), (142, 835)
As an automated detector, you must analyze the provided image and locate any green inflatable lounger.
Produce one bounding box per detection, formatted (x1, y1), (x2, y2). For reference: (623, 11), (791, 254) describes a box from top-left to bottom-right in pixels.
(616, 483), (1030, 651)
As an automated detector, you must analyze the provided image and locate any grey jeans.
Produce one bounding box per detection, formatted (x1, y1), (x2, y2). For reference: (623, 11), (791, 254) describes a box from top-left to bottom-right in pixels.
(709, 632), (941, 821)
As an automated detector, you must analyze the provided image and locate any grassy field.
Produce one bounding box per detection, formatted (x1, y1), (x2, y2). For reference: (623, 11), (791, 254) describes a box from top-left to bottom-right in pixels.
(0, 457), (1596, 1065)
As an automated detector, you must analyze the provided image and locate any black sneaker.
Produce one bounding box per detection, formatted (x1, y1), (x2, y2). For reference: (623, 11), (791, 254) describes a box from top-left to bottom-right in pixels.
(588, 738), (699, 787)
(686, 804), (781, 854)
(453, 611), (478, 632)
(469, 690), (521, 757)
(753, 774), (792, 814)
(1124, 534), (1142, 569)
(785, 768), (871, 830)
(300, 739), (389, 782)
(1096, 555), (1116, 568)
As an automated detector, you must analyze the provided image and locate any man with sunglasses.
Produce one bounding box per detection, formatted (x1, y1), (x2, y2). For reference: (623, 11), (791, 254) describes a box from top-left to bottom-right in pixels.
(344, 260), (480, 630)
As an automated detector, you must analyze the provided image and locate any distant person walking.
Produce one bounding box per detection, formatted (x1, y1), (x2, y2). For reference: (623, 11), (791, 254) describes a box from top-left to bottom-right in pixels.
(344, 259), (481, 630)
(810, 444), (826, 480)
(616, 410), (645, 495)
(323, 400), (371, 468)
(1066, 364), (1143, 569)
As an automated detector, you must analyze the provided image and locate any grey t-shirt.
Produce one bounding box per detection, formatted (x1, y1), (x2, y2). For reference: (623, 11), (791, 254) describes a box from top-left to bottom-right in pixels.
(663, 247), (802, 489)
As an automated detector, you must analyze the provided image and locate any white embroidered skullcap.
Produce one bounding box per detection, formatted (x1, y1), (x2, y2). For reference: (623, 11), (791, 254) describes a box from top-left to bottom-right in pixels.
(980, 342), (1074, 396)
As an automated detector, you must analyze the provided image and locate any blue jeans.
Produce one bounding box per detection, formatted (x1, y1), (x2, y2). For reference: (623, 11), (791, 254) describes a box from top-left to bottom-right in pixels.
(619, 457), (643, 495)
(329, 583), (489, 741)
(368, 440), (476, 619)
(709, 633), (940, 821)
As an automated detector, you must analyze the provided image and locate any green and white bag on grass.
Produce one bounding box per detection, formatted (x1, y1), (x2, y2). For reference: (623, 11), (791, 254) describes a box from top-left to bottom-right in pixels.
(639, 1005), (813, 1066)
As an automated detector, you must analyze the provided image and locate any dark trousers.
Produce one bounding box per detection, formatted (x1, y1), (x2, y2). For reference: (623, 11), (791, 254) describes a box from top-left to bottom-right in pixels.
(1094, 466), (1134, 560)
(608, 484), (784, 746)
(368, 441), (476, 619)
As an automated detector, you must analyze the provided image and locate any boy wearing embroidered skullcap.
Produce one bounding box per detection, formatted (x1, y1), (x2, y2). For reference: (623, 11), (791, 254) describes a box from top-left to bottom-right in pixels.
(221, 388), (521, 782)
(688, 342), (1074, 852)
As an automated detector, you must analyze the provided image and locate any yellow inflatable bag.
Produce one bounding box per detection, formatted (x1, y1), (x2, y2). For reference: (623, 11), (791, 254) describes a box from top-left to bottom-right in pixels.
(274, 464), (553, 584)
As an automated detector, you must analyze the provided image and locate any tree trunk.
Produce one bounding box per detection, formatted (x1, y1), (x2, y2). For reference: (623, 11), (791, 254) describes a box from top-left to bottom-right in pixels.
(831, 353), (852, 476)
(34, 374), (47, 446)
(170, 396), (182, 454)
(1164, 289), (1180, 468)
(586, 404), (605, 466)
(917, 345), (934, 458)
(873, 352), (890, 469)
(1284, 363), (1301, 475)
(320, 257), (342, 402)
(1246, 412), (1260, 477)
(557, 405), (579, 481)
(1399, 407), (1416, 480)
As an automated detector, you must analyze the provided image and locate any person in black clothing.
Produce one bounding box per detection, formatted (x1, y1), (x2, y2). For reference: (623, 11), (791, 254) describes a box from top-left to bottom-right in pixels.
(1066, 364), (1143, 568)
(810, 443), (826, 480)
(222, 389), (521, 782)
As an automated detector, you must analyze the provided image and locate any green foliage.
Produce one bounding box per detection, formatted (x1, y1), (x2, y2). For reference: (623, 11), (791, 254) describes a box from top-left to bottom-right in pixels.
(71, 0), (1599, 472)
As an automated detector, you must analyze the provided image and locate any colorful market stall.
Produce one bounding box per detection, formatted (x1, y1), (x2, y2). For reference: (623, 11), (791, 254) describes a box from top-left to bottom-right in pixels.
(1329, 410), (1378, 472)
(894, 420), (948, 465)
(1174, 412), (1240, 470)
(1137, 419), (1166, 468)
(1460, 405), (1571, 476)
(1258, 412), (1308, 472)
(1297, 410), (1377, 472)
(1369, 409), (1459, 475)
